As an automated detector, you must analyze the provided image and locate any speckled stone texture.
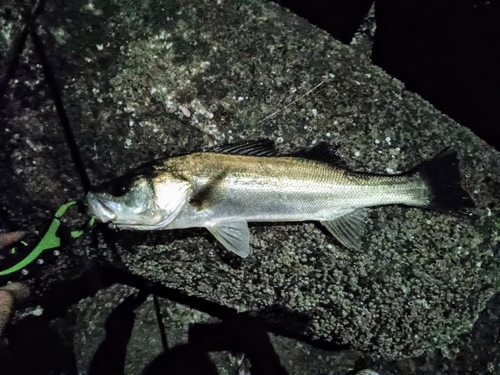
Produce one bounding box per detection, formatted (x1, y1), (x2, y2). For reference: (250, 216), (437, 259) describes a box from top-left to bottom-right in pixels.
(72, 284), (360, 374)
(1, 0), (500, 360)
(73, 284), (214, 374)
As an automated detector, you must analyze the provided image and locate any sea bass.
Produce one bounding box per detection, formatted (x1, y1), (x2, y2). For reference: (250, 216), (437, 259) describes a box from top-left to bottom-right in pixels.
(85, 139), (475, 257)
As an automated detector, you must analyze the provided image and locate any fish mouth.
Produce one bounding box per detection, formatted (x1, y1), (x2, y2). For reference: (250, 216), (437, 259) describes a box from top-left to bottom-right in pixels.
(86, 192), (118, 223)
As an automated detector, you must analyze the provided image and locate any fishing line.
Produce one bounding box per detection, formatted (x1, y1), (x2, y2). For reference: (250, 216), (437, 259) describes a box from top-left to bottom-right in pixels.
(153, 293), (169, 351)
(0, 0), (47, 100)
(30, 25), (91, 192)
(259, 77), (329, 123)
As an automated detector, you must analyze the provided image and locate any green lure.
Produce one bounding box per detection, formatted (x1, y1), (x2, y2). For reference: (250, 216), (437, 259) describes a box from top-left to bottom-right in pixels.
(0, 201), (94, 276)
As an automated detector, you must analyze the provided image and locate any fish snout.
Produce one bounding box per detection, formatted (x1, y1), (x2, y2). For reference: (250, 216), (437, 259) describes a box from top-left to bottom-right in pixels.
(85, 192), (117, 223)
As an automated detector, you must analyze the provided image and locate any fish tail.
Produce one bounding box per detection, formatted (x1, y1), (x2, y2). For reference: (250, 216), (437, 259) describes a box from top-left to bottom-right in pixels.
(413, 148), (475, 215)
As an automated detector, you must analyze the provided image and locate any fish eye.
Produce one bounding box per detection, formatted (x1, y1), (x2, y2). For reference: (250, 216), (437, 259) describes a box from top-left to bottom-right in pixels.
(110, 181), (130, 197)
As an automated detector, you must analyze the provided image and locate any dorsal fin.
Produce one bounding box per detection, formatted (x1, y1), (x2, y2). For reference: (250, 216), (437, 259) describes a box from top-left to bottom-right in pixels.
(207, 139), (277, 157)
(291, 142), (347, 168)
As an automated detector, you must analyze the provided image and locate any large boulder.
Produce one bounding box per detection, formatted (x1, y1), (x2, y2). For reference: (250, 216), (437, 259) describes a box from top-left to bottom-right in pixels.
(1, 0), (500, 359)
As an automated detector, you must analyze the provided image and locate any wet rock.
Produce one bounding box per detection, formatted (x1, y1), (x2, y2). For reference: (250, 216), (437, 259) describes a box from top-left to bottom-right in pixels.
(73, 284), (185, 374)
(1, 0), (499, 360)
(71, 284), (359, 374)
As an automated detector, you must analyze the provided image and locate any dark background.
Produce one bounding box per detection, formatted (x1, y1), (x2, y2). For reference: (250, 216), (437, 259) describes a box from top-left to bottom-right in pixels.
(274, 0), (500, 151)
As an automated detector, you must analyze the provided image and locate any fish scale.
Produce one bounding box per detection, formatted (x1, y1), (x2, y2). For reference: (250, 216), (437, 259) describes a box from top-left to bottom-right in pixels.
(162, 153), (425, 224)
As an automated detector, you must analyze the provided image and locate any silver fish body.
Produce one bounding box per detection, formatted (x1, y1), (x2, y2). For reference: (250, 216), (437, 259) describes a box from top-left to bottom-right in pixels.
(86, 140), (474, 257)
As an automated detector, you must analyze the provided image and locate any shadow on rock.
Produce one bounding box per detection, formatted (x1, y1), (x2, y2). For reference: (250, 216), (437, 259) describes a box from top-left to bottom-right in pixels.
(143, 315), (290, 375)
(0, 263), (145, 375)
(87, 294), (291, 375)
(0, 315), (77, 375)
(88, 289), (150, 375)
(0, 260), (344, 374)
(85, 289), (291, 375)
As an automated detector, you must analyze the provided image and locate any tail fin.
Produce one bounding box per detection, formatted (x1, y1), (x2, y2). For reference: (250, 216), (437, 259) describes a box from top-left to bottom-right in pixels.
(413, 148), (475, 215)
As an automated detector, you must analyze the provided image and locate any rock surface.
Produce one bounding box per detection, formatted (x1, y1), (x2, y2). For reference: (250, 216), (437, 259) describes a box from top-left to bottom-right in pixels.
(73, 284), (208, 374)
(1, 0), (500, 360)
(72, 284), (360, 374)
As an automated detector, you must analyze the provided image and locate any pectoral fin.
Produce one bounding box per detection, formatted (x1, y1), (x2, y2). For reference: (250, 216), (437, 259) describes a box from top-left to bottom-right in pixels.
(321, 209), (367, 250)
(207, 220), (251, 258)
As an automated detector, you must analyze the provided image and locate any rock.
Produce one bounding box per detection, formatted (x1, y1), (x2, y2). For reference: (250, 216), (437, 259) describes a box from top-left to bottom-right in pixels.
(73, 284), (196, 374)
(72, 284), (360, 374)
(1, 0), (500, 359)
(0, 291), (14, 334)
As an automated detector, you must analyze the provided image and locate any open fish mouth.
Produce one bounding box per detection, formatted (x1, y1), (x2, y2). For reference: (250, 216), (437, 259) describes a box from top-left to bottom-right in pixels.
(86, 192), (118, 223)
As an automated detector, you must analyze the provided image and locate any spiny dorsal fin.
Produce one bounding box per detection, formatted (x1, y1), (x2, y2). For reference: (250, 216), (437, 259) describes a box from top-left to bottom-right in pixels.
(207, 139), (277, 157)
(291, 142), (347, 168)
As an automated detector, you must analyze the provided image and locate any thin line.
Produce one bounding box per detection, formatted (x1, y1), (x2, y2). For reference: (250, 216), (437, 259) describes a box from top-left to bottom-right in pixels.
(0, 0), (47, 100)
(153, 293), (169, 351)
(0, 25), (29, 100)
(30, 27), (91, 192)
(259, 78), (328, 123)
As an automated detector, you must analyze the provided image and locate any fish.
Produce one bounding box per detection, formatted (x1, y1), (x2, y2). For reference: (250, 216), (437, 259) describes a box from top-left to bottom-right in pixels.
(85, 139), (475, 258)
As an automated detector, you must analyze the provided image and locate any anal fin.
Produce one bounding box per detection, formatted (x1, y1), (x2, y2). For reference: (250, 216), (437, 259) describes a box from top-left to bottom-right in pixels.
(321, 209), (367, 250)
(207, 220), (251, 258)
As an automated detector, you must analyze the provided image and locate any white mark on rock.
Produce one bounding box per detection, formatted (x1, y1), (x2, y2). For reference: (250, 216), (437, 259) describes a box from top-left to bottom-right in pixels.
(31, 306), (44, 316)
(180, 106), (191, 118)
